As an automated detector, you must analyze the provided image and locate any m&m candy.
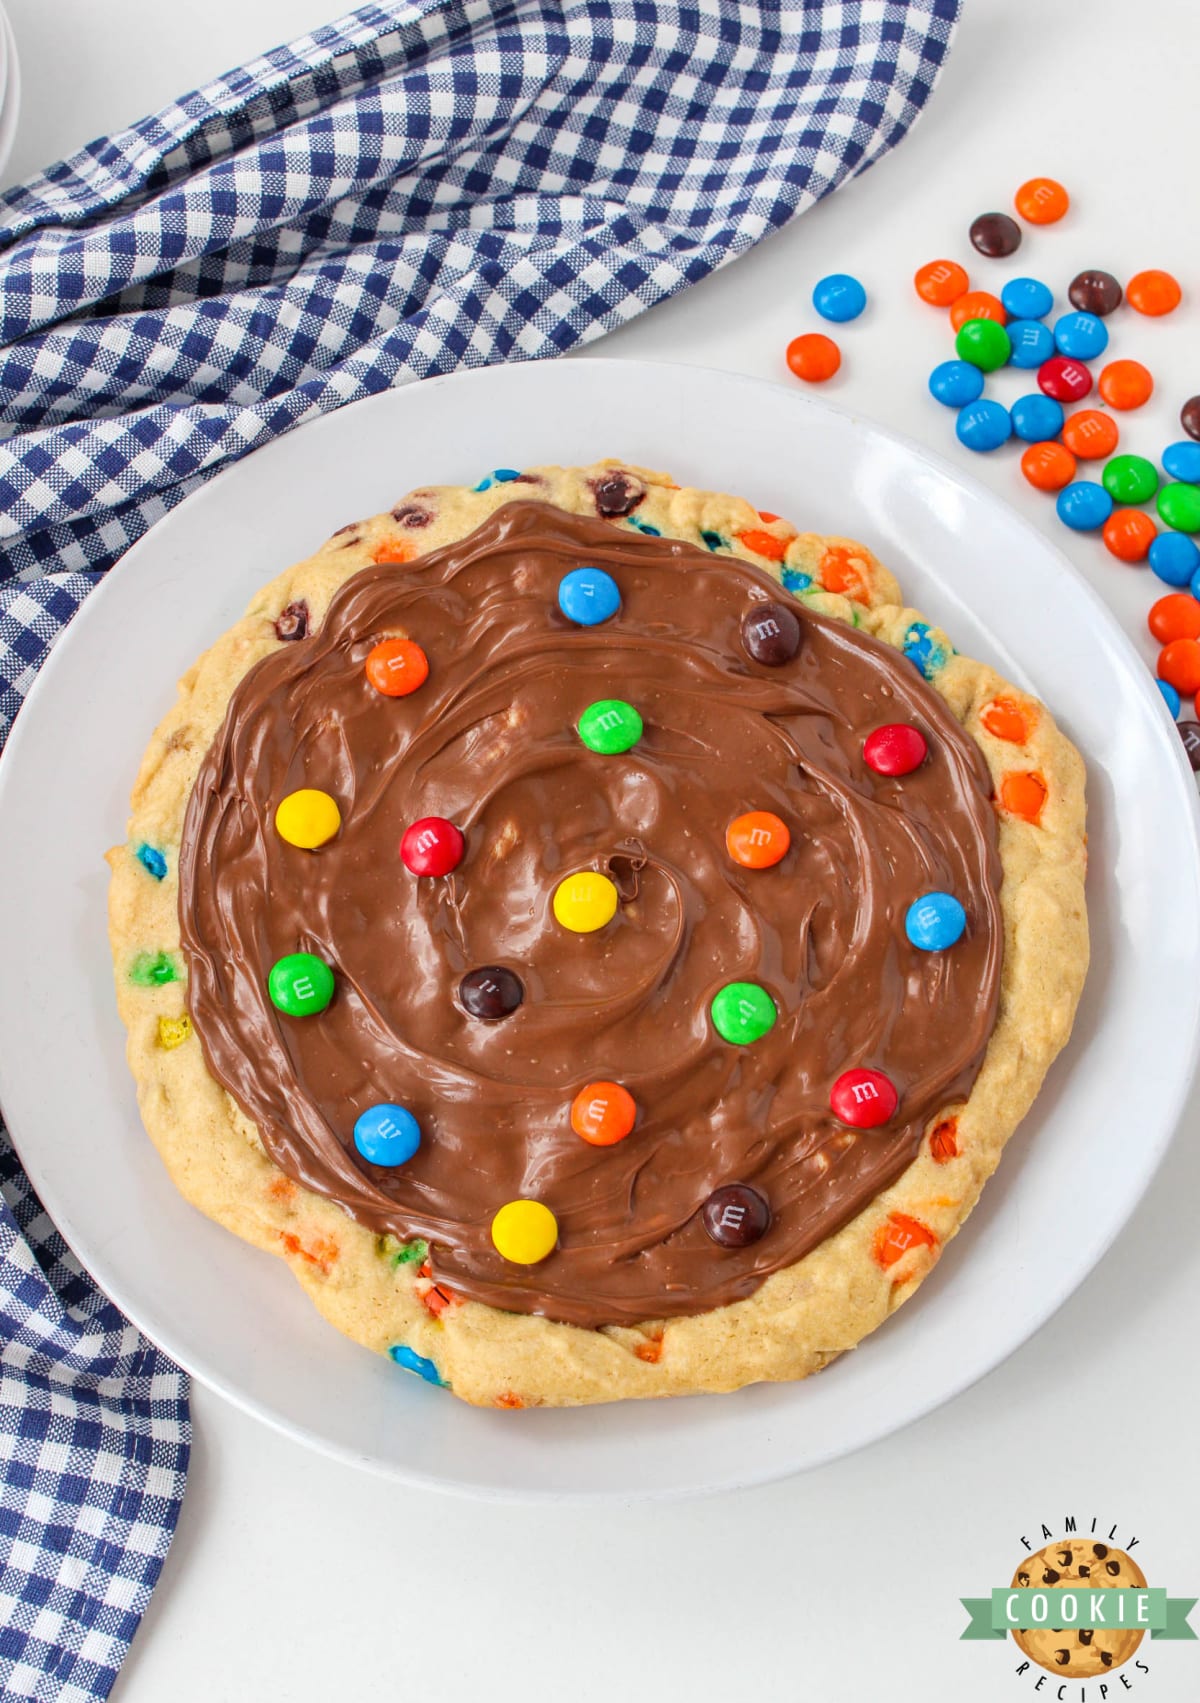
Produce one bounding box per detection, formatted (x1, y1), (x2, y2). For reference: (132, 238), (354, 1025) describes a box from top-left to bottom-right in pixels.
(726, 811), (790, 869)
(949, 291), (1006, 331)
(970, 212), (1022, 257)
(1060, 410), (1118, 460)
(1053, 311), (1108, 362)
(1102, 455), (1158, 506)
(956, 399), (1011, 452)
(812, 273), (866, 322)
(1103, 510), (1156, 563)
(863, 723), (927, 775)
(389, 1345), (443, 1384)
(1148, 531), (1200, 587)
(1056, 481), (1113, 531)
(830, 1067), (898, 1129)
(928, 360), (984, 408)
(1182, 397), (1200, 442)
(1158, 680), (1182, 717)
(275, 788), (341, 849)
(1021, 441), (1076, 492)
(577, 698), (643, 754)
(905, 892), (967, 952)
(741, 601), (801, 665)
(459, 966), (523, 1020)
(711, 982), (776, 1045)
(491, 1199), (558, 1264)
(914, 260), (969, 307)
(1158, 483), (1200, 533)
(786, 333), (841, 382)
(1001, 277), (1053, 320)
(1038, 356), (1092, 403)
(553, 871), (619, 933)
(1010, 394), (1064, 444)
(365, 638), (429, 697)
(1149, 594), (1200, 644)
(955, 318), (1011, 372)
(571, 1082), (637, 1146)
(1099, 360), (1153, 410)
(1158, 640), (1200, 694)
(354, 1104), (421, 1167)
(268, 952), (335, 1017)
(701, 1185), (771, 1248)
(400, 816), (464, 876)
(1006, 319), (1055, 370)
(1163, 442), (1200, 485)
(1068, 270), (1122, 317)
(1126, 269), (1181, 316)
(558, 566), (621, 626)
(1014, 177), (1069, 224)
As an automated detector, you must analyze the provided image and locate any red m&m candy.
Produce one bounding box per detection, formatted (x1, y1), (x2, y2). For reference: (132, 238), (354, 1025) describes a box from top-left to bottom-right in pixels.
(863, 724), (928, 776)
(400, 816), (464, 876)
(830, 1068), (898, 1129)
(1038, 356), (1092, 403)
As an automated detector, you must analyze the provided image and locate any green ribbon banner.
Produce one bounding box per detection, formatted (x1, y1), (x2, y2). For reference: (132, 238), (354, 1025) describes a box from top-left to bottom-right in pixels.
(960, 1590), (1197, 1641)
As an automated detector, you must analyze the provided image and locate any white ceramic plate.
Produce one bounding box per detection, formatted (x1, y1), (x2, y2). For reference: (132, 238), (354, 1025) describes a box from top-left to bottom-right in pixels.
(1, 359), (1197, 1501)
(0, 6), (19, 185)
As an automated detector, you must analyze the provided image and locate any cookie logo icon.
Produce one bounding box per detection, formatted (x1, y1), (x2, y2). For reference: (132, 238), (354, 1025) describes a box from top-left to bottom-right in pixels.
(1010, 1541), (1147, 1677)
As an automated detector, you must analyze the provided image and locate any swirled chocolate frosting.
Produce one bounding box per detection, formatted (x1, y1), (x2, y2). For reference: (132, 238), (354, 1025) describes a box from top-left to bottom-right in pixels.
(180, 501), (1002, 1327)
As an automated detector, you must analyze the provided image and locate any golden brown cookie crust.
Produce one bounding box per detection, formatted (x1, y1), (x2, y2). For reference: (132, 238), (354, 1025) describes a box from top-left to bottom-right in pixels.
(106, 461), (1088, 1407)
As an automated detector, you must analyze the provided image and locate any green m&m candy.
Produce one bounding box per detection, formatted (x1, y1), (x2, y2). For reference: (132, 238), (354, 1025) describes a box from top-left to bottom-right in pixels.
(1158, 482), (1200, 534)
(1102, 454), (1158, 506)
(711, 981), (777, 1045)
(577, 698), (643, 755)
(954, 317), (1011, 373)
(268, 951), (335, 1016)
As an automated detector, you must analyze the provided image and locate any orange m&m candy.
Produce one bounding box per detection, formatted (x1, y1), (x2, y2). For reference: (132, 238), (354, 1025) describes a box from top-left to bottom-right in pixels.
(1103, 509), (1156, 563)
(1099, 360), (1153, 411)
(1060, 410), (1118, 460)
(1014, 177), (1069, 225)
(726, 810), (791, 869)
(570, 1082), (637, 1147)
(998, 770), (1048, 824)
(786, 333), (840, 382)
(949, 290), (1006, 331)
(914, 259), (969, 307)
(1126, 269), (1181, 317)
(1158, 639), (1200, 695)
(1021, 441), (1076, 492)
(1149, 594), (1200, 644)
(365, 637), (429, 696)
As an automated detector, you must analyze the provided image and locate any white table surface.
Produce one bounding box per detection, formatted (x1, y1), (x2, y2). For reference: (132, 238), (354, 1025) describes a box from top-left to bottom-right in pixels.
(5, 2), (1200, 1699)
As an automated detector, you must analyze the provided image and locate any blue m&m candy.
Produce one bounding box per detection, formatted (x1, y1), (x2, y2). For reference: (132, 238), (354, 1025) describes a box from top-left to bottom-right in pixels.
(1053, 311), (1108, 361)
(1163, 440), (1200, 484)
(905, 891), (967, 951)
(956, 399), (1011, 453)
(1157, 680), (1182, 717)
(1149, 530), (1200, 586)
(1001, 277), (1054, 321)
(812, 273), (866, 323)
(1056, 481), (1113, 531)
(1010, 394), (1064, 444)
(928, 360), (984, 408)
(389, 1344), (444, 1384)
(558, 565), (620, 626)
(354, 1104), (421, 1167)
(1006, 319), (1055, 369)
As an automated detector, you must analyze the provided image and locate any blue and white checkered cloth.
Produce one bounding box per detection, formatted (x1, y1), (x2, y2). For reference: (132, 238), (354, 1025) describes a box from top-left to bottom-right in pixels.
(0, 1), (957, 1693)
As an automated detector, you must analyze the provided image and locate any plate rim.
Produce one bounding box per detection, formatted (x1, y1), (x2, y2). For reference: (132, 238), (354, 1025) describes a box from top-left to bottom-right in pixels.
(2, 355), (1199, 1501)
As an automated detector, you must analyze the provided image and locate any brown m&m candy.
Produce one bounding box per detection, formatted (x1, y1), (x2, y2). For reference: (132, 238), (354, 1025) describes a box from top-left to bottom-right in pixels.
(1181, 397), (1200, 443)
(1068, 269), (1122, 316)
(969, 212), (1022, 258)
(701, 1185), (771, 1248)
(460, 966), (524, 1020)
(741, 600), (801, 665)
(1177, 722), (1200, 771)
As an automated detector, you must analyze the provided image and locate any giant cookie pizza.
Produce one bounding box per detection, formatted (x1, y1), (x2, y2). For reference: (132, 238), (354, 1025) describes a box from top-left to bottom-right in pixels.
(107, 460), (1088, 1408)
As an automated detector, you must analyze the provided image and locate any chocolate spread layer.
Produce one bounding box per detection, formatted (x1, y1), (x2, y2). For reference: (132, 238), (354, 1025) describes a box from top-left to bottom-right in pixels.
(179, 501), (1003, 1327)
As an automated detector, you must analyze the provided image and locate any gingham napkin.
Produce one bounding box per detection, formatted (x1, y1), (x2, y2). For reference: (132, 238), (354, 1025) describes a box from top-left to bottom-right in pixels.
(0, 1), (958, 1695)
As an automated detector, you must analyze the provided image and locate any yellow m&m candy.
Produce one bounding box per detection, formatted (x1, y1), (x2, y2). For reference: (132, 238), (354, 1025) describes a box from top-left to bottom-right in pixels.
(552, 871), (618, 933)
(275, 788), (341, 849)
(491, 1199), (558, 1265)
